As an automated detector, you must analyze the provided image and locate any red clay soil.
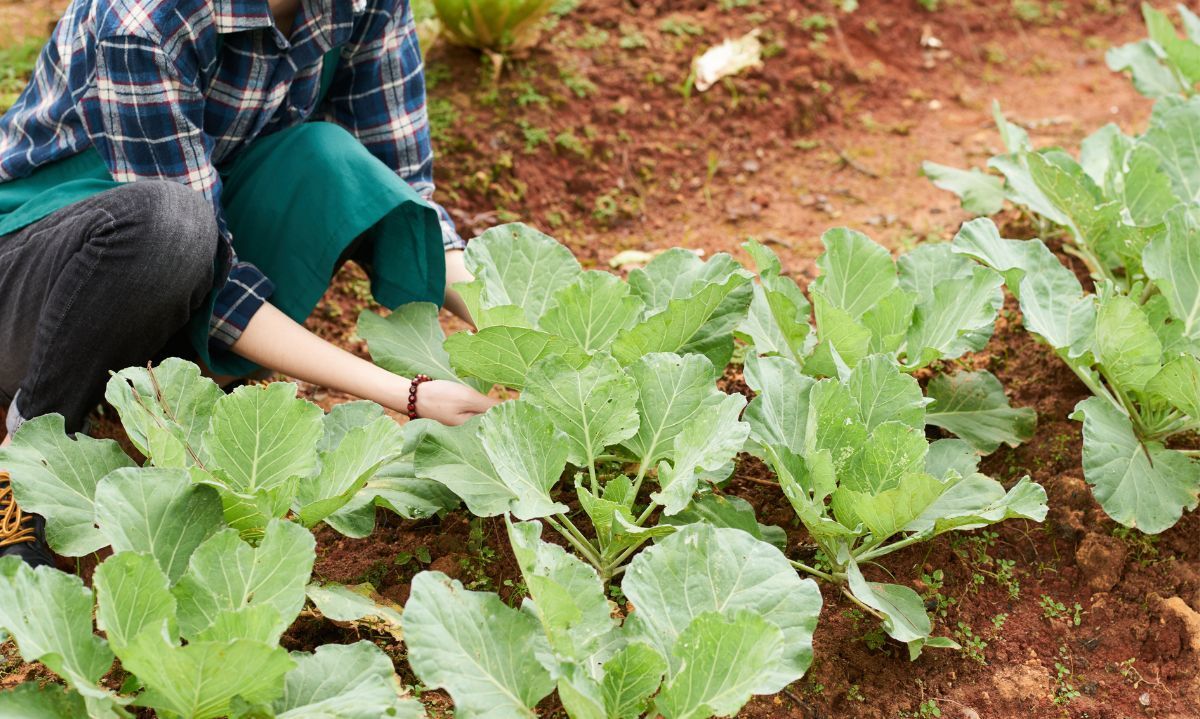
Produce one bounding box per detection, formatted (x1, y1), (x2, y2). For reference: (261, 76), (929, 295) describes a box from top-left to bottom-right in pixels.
(3, 0), (1199, 717)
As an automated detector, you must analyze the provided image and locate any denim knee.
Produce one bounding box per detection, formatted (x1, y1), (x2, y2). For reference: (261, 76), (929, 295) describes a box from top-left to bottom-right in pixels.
(102, 181), (218, 296)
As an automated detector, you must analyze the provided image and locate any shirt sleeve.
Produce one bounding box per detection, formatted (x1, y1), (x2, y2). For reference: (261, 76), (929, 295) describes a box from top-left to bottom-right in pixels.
(78, 33), (275, 350)
(323, 0), (465, 250)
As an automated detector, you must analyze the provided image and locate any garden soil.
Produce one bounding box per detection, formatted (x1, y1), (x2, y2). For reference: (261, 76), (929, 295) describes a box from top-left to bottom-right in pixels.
(2, 0), (1198, 717)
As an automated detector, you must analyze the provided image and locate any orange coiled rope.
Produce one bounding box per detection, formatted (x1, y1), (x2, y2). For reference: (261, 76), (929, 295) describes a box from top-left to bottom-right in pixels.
(0, 472), (35, 548)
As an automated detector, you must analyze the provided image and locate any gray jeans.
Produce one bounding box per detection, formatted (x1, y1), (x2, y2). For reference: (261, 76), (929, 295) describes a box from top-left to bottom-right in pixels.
(0, 181), (218, 435)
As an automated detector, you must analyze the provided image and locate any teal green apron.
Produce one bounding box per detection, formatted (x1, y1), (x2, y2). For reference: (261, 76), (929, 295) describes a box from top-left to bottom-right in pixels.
(0, 48), (445, 378)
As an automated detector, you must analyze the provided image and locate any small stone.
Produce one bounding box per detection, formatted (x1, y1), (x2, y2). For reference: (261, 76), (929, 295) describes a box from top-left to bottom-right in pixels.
(1139, 692), (1151, 707)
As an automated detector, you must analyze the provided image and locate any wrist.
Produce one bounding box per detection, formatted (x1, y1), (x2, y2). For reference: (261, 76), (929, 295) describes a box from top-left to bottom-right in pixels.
(406, 375), (433, 419)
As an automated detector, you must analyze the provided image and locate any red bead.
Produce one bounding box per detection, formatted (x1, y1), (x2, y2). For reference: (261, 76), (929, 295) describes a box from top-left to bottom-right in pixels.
(408, 402), (416, 411)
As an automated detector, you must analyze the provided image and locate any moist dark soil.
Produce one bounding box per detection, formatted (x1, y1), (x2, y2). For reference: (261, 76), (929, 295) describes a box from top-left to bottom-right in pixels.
(3, 0), (1198, 717)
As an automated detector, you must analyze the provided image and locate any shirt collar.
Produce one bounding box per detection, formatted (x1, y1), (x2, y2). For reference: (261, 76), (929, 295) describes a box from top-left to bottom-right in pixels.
(211, 0), (276, 34)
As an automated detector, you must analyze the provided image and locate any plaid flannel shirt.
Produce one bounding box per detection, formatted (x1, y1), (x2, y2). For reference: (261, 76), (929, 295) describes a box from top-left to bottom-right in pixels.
(0, 0), (463, 349)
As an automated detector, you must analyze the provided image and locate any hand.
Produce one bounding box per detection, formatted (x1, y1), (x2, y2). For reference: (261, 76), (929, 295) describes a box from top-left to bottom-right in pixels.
(414, 380), (499, 426)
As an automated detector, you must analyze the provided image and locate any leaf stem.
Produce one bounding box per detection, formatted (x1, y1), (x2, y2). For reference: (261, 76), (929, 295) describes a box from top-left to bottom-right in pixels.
(789, 559), (837, 582)
(856, 532), (931, 564)
(840, 587), (886, 623)
(546, 515), (601, 567)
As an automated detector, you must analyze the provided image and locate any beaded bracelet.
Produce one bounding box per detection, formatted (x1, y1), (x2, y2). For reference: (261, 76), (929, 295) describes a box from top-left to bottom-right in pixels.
(407, 375), (432, 419)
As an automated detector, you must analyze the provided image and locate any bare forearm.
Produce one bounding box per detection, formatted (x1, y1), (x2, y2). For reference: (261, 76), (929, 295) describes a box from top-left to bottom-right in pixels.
(231, 303), (411, 411)
(443, 249), (473, 325)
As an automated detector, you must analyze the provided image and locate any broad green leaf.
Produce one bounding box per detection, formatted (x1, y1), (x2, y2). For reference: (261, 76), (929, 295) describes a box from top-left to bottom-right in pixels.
(120, 622), (294, 719)
(1072, 397), (1200, 533)
(623, 524), (822, 691)
(1027, 152), (1149, 272)
(305, 583), (404, 641)
(807, 380), (868, 467)
(952, 219), (1095, 355)
(1145, 292), (1200, 358)
(1108, 39), (1193, 98)
(847, 355), (925, 432)
(465, 223), (583, 324)
(1124, 143), (1181, 227)
(0, 684), (87, 719)
(742, 354), (814, 453)
(988, 153), (1071, 228)
(414, 416), (516, 517)
(403, 571), (554, 719)
(831, 472), (946, 540)
(524, 354), (640, 468)
(1140, 96), (1200, 203)
(627, 250), (744, 312)
(660, 494), (787, 551)
(0, 415), (134, 556)
(1079, 123), (1134, 192)
(191, 605), (283, 645)
(1143, 4), (1200, 84)
(921, 161), (1006, 215)
(810, 291), (872, 370)
(840, 422), (928, 494)
(904, 265), (1003, 367)
(358, 303), (460, 382)
(318, 402), (386, 452)
(845, 560), (931, 644)
(297, 416), (407, 527)
(94, 552), (176, 652)
(654, 393), (748, 514)
(446, 326), (584, 389)
(369, 467), (460, 519)
(507, 520), (614, 665)
(540, 271), (645, 353)
(925, 438), (981, 480)
(104, 359), (223, 465)
(736, 240), (812, 361)
(0, 558), (114, 692)
(1182, 3), (1200, 43)
(1095, 292), (1162, 392)
(897, 243), (979, 306)
(860, 287), (918, 356)
(925, 371), (1037, 454)
(653, 611), (785, 719)
(274, 642), (421, 719)
(478, 401), (570, 520)
(1024, 151), (1103, 239)
(905, 475), (1048, 534)
(205, 382), (324, 494)
(770, 448), (858, 542)
(621, 353), (723, 467)
(172, 520), (316, 641)
(1147, 354), (1200, 418)
(93, 468), (223, 583)
(812, 228), (898, 319)
(600, 643), (667, 719)
(453, 277), (534, 330)
(1144, 205), (1200, 339)
(611, 274), (752, 370)
(555, 666), (606, 719)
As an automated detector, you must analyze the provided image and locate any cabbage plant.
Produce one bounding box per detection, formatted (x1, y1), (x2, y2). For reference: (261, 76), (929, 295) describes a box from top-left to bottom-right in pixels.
(742, 346), (1048, 656)
(403, 519), (821, 719)
(432, 0), (557, 53)
(359, 223), (757, 580)
(736, 226), (1036, 455)
(1107, 3), (1200, 100)
(926, 84), (1200, 533)
(0, 365), (424, 717)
